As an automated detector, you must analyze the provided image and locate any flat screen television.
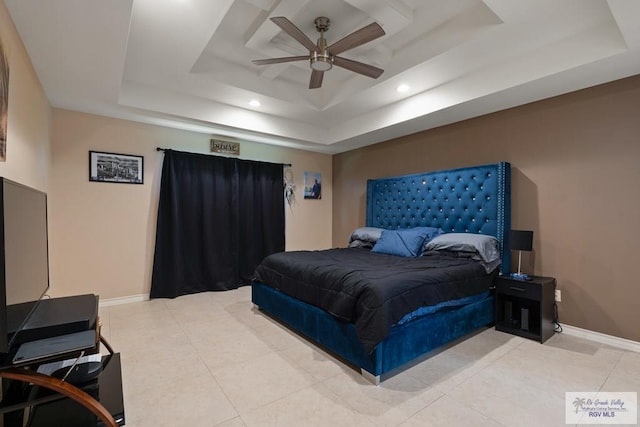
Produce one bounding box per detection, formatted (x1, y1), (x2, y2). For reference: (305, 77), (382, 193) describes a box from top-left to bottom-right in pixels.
(0, 178), (50, 353)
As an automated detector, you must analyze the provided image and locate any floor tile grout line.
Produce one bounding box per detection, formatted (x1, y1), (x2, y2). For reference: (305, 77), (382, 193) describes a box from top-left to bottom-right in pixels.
(169, 296), (249, 422)
(596, 347), (628, 394)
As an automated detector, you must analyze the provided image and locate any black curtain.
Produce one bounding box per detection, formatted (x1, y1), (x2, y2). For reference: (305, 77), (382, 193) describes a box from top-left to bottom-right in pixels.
(150, 150), (285, 298)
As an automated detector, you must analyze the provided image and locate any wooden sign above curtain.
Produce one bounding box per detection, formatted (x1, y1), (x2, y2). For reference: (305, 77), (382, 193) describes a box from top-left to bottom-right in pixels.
(210, 139), (240, 156)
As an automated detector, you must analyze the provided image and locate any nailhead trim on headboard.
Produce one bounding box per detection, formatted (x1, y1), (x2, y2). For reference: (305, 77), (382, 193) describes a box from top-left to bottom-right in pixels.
(366, 162), (511, 274)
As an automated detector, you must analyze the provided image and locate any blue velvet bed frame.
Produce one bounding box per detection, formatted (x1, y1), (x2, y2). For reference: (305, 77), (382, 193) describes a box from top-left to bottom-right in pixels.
(252, 162), (511, 384)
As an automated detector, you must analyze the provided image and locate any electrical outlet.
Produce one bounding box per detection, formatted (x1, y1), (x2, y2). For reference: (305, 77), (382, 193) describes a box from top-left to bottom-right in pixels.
(555, 289), (561, 302)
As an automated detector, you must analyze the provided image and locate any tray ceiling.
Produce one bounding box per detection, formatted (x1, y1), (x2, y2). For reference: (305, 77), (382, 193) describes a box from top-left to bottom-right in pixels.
(6, 0), (640, 153)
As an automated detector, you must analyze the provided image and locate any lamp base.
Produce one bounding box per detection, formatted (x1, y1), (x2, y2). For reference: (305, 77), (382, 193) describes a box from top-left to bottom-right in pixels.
(510, 272), (532, 281)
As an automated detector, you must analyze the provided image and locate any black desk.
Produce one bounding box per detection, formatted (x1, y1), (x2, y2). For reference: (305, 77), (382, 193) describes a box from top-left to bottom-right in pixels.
(0, 353), (124, 426)
(0, 295), (124, 426)
(27, 353), (124, 426)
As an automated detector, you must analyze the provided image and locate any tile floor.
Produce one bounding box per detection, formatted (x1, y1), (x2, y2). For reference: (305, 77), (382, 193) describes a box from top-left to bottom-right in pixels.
(98, 287), (639, 426)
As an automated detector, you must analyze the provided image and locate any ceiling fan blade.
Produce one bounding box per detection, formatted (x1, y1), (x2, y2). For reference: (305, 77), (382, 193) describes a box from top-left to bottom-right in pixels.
(270, 17), (319, 53)
(327, 22), (385, 55)
(309, 70), (324, 89)
(333, 56), (384, 79)
(252, 56), (308, 66)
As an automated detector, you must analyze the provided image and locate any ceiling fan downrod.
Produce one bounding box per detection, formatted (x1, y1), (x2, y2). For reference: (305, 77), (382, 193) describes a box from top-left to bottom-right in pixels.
(311, 17), (332, 72)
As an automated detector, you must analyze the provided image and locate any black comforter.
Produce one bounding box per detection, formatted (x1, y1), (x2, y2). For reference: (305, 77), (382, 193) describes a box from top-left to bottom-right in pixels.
(254, 248), (496, 353)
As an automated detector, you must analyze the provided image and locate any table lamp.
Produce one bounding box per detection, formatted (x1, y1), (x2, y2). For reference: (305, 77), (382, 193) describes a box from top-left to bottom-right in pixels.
(509, 230), (533, 280)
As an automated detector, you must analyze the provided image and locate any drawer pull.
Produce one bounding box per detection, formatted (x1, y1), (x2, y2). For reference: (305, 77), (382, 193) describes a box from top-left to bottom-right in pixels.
(509, 286), (526, 292)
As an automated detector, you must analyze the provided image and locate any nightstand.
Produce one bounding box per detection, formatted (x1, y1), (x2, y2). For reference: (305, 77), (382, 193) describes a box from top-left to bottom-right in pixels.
(494, 275), (556, 343)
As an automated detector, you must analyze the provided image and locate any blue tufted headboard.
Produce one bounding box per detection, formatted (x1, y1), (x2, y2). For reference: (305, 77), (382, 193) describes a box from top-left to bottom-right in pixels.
(366, 162), (511, 275)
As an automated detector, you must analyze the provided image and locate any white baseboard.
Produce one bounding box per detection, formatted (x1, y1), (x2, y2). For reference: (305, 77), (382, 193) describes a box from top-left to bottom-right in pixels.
(99, 294), (149, 308)
(562, 324), (640, 353)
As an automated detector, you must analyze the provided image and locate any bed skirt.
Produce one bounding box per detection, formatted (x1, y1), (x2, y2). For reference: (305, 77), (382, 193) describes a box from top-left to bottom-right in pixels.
(251, 282), (494, 383)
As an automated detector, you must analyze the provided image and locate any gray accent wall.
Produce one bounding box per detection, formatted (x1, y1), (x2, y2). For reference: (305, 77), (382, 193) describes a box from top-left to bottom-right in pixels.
(333, 74), (640, 343)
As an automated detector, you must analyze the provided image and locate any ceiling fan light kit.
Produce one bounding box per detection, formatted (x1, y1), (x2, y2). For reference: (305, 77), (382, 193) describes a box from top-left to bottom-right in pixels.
(252, 16), (385, 89)
(310, 52), (333, 71)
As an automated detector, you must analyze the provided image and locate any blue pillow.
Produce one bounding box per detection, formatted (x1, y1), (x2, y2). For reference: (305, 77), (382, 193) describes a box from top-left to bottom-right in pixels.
(417, 227), (444, 246)
(371, 228), (429, 257)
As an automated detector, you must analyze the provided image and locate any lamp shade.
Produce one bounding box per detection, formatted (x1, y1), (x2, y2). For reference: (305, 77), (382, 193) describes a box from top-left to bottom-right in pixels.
(509, 230), (533, 251)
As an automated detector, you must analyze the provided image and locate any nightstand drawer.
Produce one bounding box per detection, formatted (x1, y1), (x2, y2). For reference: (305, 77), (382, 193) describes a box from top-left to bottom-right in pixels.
(496, 279), (540, 300)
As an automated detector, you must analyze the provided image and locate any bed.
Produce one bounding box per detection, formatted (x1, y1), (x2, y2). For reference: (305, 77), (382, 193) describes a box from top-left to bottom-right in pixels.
(252, 162), (511, 384)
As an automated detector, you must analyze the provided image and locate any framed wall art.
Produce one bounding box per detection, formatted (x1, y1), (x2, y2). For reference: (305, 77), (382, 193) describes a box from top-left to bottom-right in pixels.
(303, 171), (321, 199)
(89, 151), (144, 184)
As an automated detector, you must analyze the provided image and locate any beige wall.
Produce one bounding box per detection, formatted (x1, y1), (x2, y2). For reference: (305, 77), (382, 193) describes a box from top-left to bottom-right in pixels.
(0, 1), (51, 191)
(50, 109), (332, 300)
(333, 75), (640, 343)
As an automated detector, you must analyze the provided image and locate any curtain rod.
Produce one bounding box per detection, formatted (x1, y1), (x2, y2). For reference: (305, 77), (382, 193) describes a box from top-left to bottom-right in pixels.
(156, 147), (292, 167)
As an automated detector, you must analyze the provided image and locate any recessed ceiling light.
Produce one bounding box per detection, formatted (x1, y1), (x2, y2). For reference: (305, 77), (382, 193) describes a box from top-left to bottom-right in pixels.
(249, 99), (261, 107)
(396, 84), (410, 93)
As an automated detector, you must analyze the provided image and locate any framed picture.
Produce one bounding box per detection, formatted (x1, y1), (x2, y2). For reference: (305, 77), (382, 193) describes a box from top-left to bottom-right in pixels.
(303, 171), (322, 199)
(89, 151), (144, 184)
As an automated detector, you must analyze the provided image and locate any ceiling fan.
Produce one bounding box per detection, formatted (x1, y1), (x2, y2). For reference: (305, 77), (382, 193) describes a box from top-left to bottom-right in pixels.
(252, 16), (385, 89)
